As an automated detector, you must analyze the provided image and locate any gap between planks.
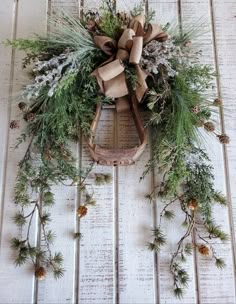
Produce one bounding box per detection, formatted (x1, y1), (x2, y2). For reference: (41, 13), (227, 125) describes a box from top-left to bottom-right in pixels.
(113, 109), (119, 304)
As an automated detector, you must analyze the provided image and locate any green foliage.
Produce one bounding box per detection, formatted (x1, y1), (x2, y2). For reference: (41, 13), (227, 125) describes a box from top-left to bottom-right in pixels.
(47, 13), (97, 58)
(184, 243), (193, 256)
(53, 268), (65, 279)
(167, 18), (209, 46)
(13, 212), (27, 227)
(174, 287), (184, 299)
(130, 2), (144, 17)
(11, 238), (25, 249)
(163, 210), (175, 220)
(45, 230), (56, 244)
(5, 37), (60, 54)
(74, 232), (82, 239)
(212, 191), (227, 206)
(99, 12), (123, 39)
(52, 252), (64, 265)
(130, 2), (155, 24)
(95, 173), (112, 185)
(125, 66), (138, 91)
(42, 191), (55, 206)
(215, 257), (226, 269)
(148, 228), (166, 252)
(102, 0), (116, 14)
(206, 223), (229, 241)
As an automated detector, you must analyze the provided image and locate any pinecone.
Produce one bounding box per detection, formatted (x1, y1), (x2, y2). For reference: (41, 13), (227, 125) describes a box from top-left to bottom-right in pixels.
(191, 106), (200, 113)
(184, 40), (192, 47)
(9, 120), (20, 129)
(24, 112), (36, 122)
(35, 266), (46, 280)
(204, 122), (215, 132)
(85, 20), (96, 31)
(198, 244), (210, 256)
(213, 98), (222, 106)
(217, 134), (230, 144)
(188, 198), (198, 211)
(77, 206), (88, 218)
(116, 12), (130, 25)
(18, 102), (27, 111)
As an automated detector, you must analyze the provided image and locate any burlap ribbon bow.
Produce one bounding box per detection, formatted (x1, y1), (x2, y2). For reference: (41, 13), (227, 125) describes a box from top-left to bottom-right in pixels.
(88, 15), (168, 166)
(92, 14), (168, 103)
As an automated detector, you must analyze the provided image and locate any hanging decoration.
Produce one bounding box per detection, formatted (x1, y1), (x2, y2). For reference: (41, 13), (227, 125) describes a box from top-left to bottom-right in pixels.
(7, 1), (230, 298)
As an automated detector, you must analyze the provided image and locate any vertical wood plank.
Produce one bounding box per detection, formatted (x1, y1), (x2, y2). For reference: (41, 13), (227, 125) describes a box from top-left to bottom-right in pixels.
(115, 1), (156, 303)
(117, 113), (155, 304)
(181, 0), (236, 303)
(149, 1), (198, 303)
(79, 110), (115, 304)
(212, 0), (236, 297)
(0, 0), (47, 303)
(78, 1), (115, 303)
(0, 0), (15, 240)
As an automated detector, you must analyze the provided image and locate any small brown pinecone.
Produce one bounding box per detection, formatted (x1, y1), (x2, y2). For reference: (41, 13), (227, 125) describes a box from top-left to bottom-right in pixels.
(18, 102), (27, 111)
(217, 134), (230, 144)
(35, 266), (46, 280)
(191, 106), (200, 113)
(213, 98), (222, 106)
(184, 40), (192, 47)
(9, 120), (20, 129)
(188, 198), (198, 211)
(204, 122), (215, 132)
(116, 12), (130, 24)
(85, 20), (96, 31)
(25, 112), (36, 122)
(77, 206), (88, 218)
(198, 244), (210, 256)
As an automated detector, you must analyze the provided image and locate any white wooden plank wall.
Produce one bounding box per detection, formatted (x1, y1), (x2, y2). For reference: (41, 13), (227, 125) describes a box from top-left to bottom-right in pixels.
(0, 0), (236, 303)
(180, 1), (236, 303)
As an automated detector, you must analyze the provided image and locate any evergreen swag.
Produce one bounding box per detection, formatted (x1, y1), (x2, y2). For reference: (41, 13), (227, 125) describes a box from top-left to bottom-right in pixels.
(7, 0), (230, 297)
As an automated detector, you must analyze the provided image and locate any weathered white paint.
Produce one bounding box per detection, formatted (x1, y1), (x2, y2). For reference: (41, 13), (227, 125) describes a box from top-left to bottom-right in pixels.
(0, 0), (236, 303)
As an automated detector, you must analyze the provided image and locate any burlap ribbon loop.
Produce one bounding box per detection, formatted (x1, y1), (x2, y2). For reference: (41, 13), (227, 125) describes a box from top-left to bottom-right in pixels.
(92, 14), (168, 102)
